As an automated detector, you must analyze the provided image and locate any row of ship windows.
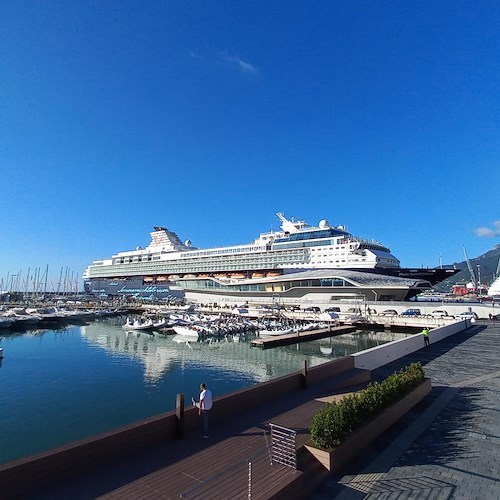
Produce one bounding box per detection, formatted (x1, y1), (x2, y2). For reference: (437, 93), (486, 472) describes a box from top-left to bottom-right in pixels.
(181, 278), (353, 291)
(101, 250), (398, 276)
(273, 241), (326, 250)
(272, 240), (348, 250)
(310, 245), (355, 251)
(93, 260), (328, 277)
(314, 259), (368, 264)
(113, 249), (307, 265)
(181, 246), (268, 258)
(111, 254), (307, 267)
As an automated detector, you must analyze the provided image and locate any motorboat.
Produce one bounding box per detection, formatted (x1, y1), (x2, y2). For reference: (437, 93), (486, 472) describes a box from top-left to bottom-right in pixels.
(26, 307), (65, 325)
(259, 328), (293, 337)
(3, 308), (41, 327)
(0, 317), (13, 329)
(171, 326), (200, 339)
(122, 317), (167, 331)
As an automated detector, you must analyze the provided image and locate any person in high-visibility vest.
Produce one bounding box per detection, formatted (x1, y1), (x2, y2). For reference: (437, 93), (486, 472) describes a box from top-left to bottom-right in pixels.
(422, 327), (430, 346)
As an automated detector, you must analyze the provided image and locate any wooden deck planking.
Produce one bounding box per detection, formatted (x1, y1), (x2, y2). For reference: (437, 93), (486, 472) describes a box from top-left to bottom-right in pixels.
(98, 395), (330, 499)
(27, 367), (368, 500)
(251, 325), (355, 348)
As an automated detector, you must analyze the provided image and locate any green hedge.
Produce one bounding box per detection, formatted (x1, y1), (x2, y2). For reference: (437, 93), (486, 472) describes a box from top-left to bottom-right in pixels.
(310, 362), (425, 449)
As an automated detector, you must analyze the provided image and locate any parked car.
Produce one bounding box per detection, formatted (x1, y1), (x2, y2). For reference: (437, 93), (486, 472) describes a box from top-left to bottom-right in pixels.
(457, 311), (479, 320)
(256, 305), (271, 311)
(346, 307), (362, 314)
(401, 308), (422, 317)
(271, 304), (285, 310)
(304, 306), (321, 313)
(378, 309), (398, 317)
(324, 307), (341, 313)
(428, 310), (450, 318)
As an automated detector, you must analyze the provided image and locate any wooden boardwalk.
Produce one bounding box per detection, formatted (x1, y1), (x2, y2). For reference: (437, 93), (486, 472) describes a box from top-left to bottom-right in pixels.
(33, 369), (369, 499)
(98, 401), (324, 499)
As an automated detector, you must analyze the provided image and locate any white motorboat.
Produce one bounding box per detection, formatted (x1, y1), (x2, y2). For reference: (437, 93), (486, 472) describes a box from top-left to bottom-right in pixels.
(171, 326), (200, 339)
(26, 307), (64, 324)
(122, 317), (167, 331)
(3, 308), (41, 327)
(259, 328), (293, 337)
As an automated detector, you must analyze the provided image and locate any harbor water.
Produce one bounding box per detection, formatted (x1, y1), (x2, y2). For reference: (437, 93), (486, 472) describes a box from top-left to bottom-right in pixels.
(0, 316), (412, 465)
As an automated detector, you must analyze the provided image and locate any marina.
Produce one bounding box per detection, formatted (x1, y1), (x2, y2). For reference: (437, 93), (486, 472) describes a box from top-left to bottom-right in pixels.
(1, 317), (493, 499)
(0, 313), (412, 466)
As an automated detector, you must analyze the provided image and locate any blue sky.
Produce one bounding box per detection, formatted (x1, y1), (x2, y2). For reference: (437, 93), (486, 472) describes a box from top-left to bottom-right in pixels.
(1, 1), (499, 290)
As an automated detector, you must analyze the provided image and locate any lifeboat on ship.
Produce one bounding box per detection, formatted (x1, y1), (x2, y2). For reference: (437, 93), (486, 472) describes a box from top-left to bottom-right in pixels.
(231, 273), (247, 279)
(251, 272), (266, 279)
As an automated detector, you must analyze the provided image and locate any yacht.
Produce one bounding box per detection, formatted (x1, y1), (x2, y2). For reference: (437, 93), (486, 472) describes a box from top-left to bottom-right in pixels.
(83, 212), (453, 301)
(487, 275), (500, 298)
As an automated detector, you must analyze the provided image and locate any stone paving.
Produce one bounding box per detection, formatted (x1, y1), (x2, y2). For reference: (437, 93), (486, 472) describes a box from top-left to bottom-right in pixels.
(312, 321), (500, 500)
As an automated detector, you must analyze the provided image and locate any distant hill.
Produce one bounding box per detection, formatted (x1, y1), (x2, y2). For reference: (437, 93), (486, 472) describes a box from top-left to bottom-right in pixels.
(435, 244), (500, 292)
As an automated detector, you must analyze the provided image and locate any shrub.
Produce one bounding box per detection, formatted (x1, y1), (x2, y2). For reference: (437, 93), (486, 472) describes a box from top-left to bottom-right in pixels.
(310, 362), (425, 449)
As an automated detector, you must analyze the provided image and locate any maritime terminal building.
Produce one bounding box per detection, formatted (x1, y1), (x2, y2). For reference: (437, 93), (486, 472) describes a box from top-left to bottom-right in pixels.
(83, 213), (448, 305)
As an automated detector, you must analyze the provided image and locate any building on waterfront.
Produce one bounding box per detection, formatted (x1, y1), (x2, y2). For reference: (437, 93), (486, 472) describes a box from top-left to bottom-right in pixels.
(181, 269), (431, 305)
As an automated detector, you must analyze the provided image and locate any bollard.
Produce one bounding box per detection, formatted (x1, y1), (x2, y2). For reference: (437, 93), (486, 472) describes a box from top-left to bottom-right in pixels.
(176, 393), (184, 439)
(301, 359), (308, 389)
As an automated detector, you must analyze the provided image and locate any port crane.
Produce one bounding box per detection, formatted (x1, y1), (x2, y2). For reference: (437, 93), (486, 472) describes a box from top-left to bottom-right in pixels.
(463, 246), (477, 290)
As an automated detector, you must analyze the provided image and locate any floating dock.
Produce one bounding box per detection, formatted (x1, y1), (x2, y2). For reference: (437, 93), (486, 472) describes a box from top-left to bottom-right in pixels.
(250, 325), (356, 348)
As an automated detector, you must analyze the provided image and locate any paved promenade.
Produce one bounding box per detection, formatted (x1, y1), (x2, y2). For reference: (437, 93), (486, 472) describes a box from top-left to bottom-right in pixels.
(313, 320), (500, 499)
(15, 321), (499, 499)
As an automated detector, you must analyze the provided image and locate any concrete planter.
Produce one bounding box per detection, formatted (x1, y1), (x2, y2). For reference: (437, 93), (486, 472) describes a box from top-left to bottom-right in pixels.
(304, 378), (432, 471)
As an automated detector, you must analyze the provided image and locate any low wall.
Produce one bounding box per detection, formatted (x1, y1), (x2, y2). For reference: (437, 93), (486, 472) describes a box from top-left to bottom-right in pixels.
(0, 355), (357, 496)
(0, 410), (180, 495)
(352, 319), (471, 370)
(210, 356), (357, 423)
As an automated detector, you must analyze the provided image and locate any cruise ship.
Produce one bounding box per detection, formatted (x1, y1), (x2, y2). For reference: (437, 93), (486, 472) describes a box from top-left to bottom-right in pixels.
(83, 213), (455, 302)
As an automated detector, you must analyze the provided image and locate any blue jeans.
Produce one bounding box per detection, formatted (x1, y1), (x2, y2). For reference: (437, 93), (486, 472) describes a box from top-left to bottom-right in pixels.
(201, 410), (210, 435)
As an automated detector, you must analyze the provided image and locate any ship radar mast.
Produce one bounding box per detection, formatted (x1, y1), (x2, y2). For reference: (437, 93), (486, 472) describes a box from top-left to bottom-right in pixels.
(276, 212), (308, 233)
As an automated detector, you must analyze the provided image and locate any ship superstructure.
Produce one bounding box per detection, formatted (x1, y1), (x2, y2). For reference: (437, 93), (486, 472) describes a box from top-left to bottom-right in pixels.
(84, 213), (397, 283)
(82, 212), (453, 300)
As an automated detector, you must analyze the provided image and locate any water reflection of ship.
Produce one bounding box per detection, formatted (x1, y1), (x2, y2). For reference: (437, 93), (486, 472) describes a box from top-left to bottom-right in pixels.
(80, 323), (330, 383)
(81, 324), (176, 383)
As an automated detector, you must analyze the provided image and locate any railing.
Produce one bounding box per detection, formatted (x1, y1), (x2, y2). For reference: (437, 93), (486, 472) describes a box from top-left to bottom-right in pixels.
(269, 423), (297, 469)
(179, 424), (297, 499)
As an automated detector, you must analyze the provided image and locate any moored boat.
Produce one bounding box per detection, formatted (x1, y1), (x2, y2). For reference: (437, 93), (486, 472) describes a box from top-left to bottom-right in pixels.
(171, 326), (200, 339)
(259, 328), (293, 337)
(122, 317), (167, 331)
(0, 317), (13, 329)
